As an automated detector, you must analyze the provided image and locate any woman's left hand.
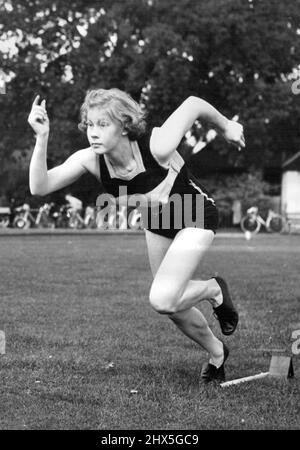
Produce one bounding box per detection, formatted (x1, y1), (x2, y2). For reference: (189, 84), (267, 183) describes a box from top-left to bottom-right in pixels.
(222, 120), (245, 150)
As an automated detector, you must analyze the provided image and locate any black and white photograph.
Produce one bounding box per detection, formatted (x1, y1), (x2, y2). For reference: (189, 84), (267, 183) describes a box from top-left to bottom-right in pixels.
(0, 0), (299, 437)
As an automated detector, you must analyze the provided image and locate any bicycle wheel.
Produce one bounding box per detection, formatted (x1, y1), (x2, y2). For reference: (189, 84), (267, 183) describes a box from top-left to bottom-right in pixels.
(69, 215), (85, 229)
(13, 217), (28, 229)
(268, 215), (285, 233)
(84, 216), (95, 229)
(0, 216), (9, 228)
(67, 214), (77, 228)
(56, 216), (69, 228)
(36, 215), (49, 228)
(240, 216), (261, 234)
(45, 218), (56, 229)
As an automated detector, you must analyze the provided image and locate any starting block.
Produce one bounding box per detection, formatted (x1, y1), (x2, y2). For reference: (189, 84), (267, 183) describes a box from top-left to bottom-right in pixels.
(269, 354), (294, 378)
(220, 351), (294, 388)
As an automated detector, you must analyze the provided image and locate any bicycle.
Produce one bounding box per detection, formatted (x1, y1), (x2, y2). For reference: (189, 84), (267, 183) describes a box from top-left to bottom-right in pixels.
(67, 207), (85, 229)
(95, 204), (143, 230)
(84, 206), (98, 229)
(13, 204), (36, 229)
(0, 207), (10, 228)
(52, 204), (70, 228)
(35, 203), (56, 228)
(240, 206), (289, 235)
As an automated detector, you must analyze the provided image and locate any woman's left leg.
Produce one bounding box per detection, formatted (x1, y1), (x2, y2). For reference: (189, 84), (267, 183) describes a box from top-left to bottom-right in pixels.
(145, 229), (224, 366)
(148, 227), (221, 314)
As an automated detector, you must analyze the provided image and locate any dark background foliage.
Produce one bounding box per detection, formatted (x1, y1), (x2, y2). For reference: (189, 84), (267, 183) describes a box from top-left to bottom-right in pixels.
(0, 0), (299, 207)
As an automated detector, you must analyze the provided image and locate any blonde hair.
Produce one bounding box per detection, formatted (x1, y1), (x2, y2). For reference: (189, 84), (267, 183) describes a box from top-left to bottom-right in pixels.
(78, 88), (147, 140)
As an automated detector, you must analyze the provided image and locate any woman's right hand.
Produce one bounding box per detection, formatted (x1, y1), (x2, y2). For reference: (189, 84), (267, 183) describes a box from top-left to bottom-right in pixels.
(221, 119), (245, 150)
(28, 95), (50, 137)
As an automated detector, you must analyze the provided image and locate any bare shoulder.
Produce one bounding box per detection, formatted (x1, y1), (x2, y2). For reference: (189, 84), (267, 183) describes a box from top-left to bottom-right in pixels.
(149, 127), (164, 158)
(149, 127), (172, 168)
(70, 147), (93, 163)
(72, 147), (100, 180)
(149, 127), (160, 148)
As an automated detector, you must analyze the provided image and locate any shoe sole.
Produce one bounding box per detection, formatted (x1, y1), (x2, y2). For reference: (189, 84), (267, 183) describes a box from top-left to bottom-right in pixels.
(213, 276), (239, 335)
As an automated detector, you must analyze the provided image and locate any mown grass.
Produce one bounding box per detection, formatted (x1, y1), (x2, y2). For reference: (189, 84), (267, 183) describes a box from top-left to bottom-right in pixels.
(0, 233), (299, 430)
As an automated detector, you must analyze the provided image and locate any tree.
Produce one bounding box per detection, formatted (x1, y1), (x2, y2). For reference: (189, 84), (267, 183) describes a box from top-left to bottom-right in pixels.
(0, 0), (299, 203)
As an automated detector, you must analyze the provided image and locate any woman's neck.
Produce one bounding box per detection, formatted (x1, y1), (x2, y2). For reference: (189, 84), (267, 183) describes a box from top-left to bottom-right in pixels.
(106, 137), (136, 171)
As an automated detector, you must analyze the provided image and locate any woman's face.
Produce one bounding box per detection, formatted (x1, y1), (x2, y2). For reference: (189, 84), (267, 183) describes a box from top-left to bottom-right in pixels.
(86, 107), (124, 154)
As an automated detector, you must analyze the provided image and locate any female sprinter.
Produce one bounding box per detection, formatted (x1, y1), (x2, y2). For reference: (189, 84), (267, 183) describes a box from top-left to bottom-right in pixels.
(28, 89), (245, 383)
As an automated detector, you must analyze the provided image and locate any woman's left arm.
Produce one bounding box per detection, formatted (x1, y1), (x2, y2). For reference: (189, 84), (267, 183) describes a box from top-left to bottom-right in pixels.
(150, 96), (245, 166)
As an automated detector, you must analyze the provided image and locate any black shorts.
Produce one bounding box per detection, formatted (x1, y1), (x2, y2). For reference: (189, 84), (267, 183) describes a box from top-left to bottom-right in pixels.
(145, 202), (219, 240)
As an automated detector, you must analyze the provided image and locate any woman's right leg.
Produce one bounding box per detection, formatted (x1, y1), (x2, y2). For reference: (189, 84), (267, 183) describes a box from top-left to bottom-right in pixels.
(145, 230), (224, 366)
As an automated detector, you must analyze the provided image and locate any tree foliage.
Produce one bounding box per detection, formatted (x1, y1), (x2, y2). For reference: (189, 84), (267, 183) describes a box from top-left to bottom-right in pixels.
(0, 0), (299, 204)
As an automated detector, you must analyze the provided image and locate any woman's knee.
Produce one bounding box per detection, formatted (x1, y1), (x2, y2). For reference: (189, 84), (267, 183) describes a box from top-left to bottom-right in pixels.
(149, 284), (179, 315)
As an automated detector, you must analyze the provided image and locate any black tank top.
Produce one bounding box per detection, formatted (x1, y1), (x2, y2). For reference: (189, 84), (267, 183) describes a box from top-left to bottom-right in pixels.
(98, 130), (215, 208)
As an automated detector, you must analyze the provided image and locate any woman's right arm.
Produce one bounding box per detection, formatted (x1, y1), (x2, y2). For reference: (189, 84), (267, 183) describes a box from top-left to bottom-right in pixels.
(28, 96), (87, 196)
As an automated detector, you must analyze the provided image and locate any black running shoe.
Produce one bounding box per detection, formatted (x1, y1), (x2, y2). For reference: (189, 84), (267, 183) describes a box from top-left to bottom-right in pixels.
(212, 276), (239, 336)
(201, 342), (229, 383)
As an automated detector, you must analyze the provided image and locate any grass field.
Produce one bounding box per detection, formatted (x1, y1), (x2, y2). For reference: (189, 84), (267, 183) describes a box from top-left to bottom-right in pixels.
(0, 232), (299, 430)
